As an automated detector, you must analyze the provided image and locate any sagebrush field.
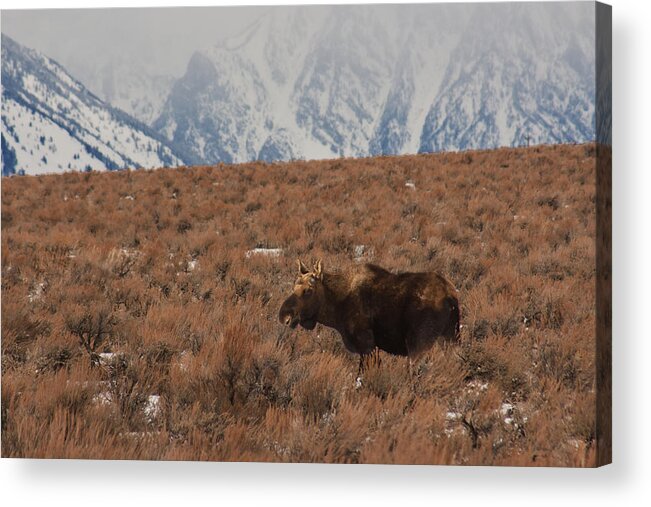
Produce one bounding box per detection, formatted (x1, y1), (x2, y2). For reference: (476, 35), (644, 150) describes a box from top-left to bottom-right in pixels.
(2, 144), (602, 465)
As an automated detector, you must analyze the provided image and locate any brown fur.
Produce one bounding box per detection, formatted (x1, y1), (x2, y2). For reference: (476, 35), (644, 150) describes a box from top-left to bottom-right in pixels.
(279, 260), (460, 371)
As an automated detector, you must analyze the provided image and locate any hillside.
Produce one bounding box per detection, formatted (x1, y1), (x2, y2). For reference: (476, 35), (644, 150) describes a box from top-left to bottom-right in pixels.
(1, 34), (184, 176)
(1, 143), (604, 465)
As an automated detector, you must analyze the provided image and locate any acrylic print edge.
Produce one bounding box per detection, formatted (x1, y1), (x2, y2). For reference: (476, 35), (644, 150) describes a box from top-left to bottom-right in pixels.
(595, 0), (612, 468)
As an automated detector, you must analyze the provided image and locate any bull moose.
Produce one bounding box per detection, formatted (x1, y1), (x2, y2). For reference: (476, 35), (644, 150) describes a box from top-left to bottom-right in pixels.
(278, 259), (460, 374)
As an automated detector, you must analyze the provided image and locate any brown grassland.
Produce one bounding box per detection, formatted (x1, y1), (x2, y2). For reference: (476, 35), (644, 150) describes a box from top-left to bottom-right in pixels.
(2, 143), (602, 466)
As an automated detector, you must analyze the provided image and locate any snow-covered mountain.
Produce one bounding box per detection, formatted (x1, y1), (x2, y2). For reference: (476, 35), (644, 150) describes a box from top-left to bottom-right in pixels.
(153, 7), (332, 165)
(2, 3), (600, 174)
(154, 5), (412, 163)
(418, 3), (595, 153)
(77, 58), (175, 126)
(370, 5), (467, 155)
(1, 34), (184, 176)
(153, 3), (596, 165)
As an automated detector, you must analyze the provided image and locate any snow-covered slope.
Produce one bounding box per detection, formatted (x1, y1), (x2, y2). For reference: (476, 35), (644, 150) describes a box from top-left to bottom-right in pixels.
(291, 7), (399, 158)
(370, 5), (468, 155)
(418, 4), (595, 153)
(153, 7), (334, 165)
(153, 43), (271, 165)
(80, 58), (175, 126)
(1, 34), (184, 176)
(155, 5), (410, 163)
(153, 3), (597, 165)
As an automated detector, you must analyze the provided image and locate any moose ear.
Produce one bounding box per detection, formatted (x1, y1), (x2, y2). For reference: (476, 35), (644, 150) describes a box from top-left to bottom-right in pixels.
(297, 259), (310, 275)
(314, 259), (323, 279)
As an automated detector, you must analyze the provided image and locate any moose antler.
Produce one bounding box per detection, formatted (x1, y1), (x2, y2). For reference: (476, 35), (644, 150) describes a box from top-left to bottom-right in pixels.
(313, 259), (323, 279)
(297, 259), (310, 275)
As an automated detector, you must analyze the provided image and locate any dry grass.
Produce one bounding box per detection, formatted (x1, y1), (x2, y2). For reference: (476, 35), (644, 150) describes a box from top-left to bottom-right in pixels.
(2, 143), (602, 465)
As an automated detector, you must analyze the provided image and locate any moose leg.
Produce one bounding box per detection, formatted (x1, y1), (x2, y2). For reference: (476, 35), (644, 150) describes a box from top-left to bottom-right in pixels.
(404, 342), (415, 379)
(348, 329), (375, 387)
(405, 307), (452, 358)
(405, 311), (453, 392)
(357, 354), (366, 378)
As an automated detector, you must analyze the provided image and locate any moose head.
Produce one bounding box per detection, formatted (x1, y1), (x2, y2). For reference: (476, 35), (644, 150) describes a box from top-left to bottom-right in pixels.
(278, 259), (324, 330)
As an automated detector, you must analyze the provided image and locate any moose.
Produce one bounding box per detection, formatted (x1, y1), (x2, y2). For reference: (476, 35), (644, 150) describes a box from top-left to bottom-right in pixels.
(278, 259), (460, 374)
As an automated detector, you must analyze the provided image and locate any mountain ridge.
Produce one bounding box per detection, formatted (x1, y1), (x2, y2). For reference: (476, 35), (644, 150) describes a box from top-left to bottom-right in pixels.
(1, 34), (185, 176)
(2, 3), (600, 175)
(153, 4), (596, 165)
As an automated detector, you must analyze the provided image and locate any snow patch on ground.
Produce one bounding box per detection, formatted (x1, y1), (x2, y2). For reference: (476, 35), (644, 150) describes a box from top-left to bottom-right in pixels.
(353, 244), (374, 262)
(119, 431), (162, 440)
(445, 411), (462, 422)
(176, 350), (192, 372)
(143, 395), (161, 422)
(27, 281), (47, 303)
(465, 380), (489, 394)
(245, 248), (282, 258)
(500, 402), (514, 417)
(98, 352), (124, 366)
(92, 390), (113, 406)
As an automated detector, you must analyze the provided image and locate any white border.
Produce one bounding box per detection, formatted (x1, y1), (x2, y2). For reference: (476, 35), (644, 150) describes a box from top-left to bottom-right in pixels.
(2, 0), (650, 505)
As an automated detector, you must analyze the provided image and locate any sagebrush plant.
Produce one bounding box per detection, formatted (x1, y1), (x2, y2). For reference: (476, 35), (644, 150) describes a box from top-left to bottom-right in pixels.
(2, 144), (599, 465)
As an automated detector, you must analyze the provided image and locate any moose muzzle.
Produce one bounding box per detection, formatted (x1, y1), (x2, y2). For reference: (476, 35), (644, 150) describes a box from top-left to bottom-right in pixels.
(278, 296), (300, 328)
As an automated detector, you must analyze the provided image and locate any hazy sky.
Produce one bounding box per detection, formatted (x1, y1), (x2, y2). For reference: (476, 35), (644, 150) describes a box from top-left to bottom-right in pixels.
(1, 3), (592, 79)
(1, 6), (270, 76)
